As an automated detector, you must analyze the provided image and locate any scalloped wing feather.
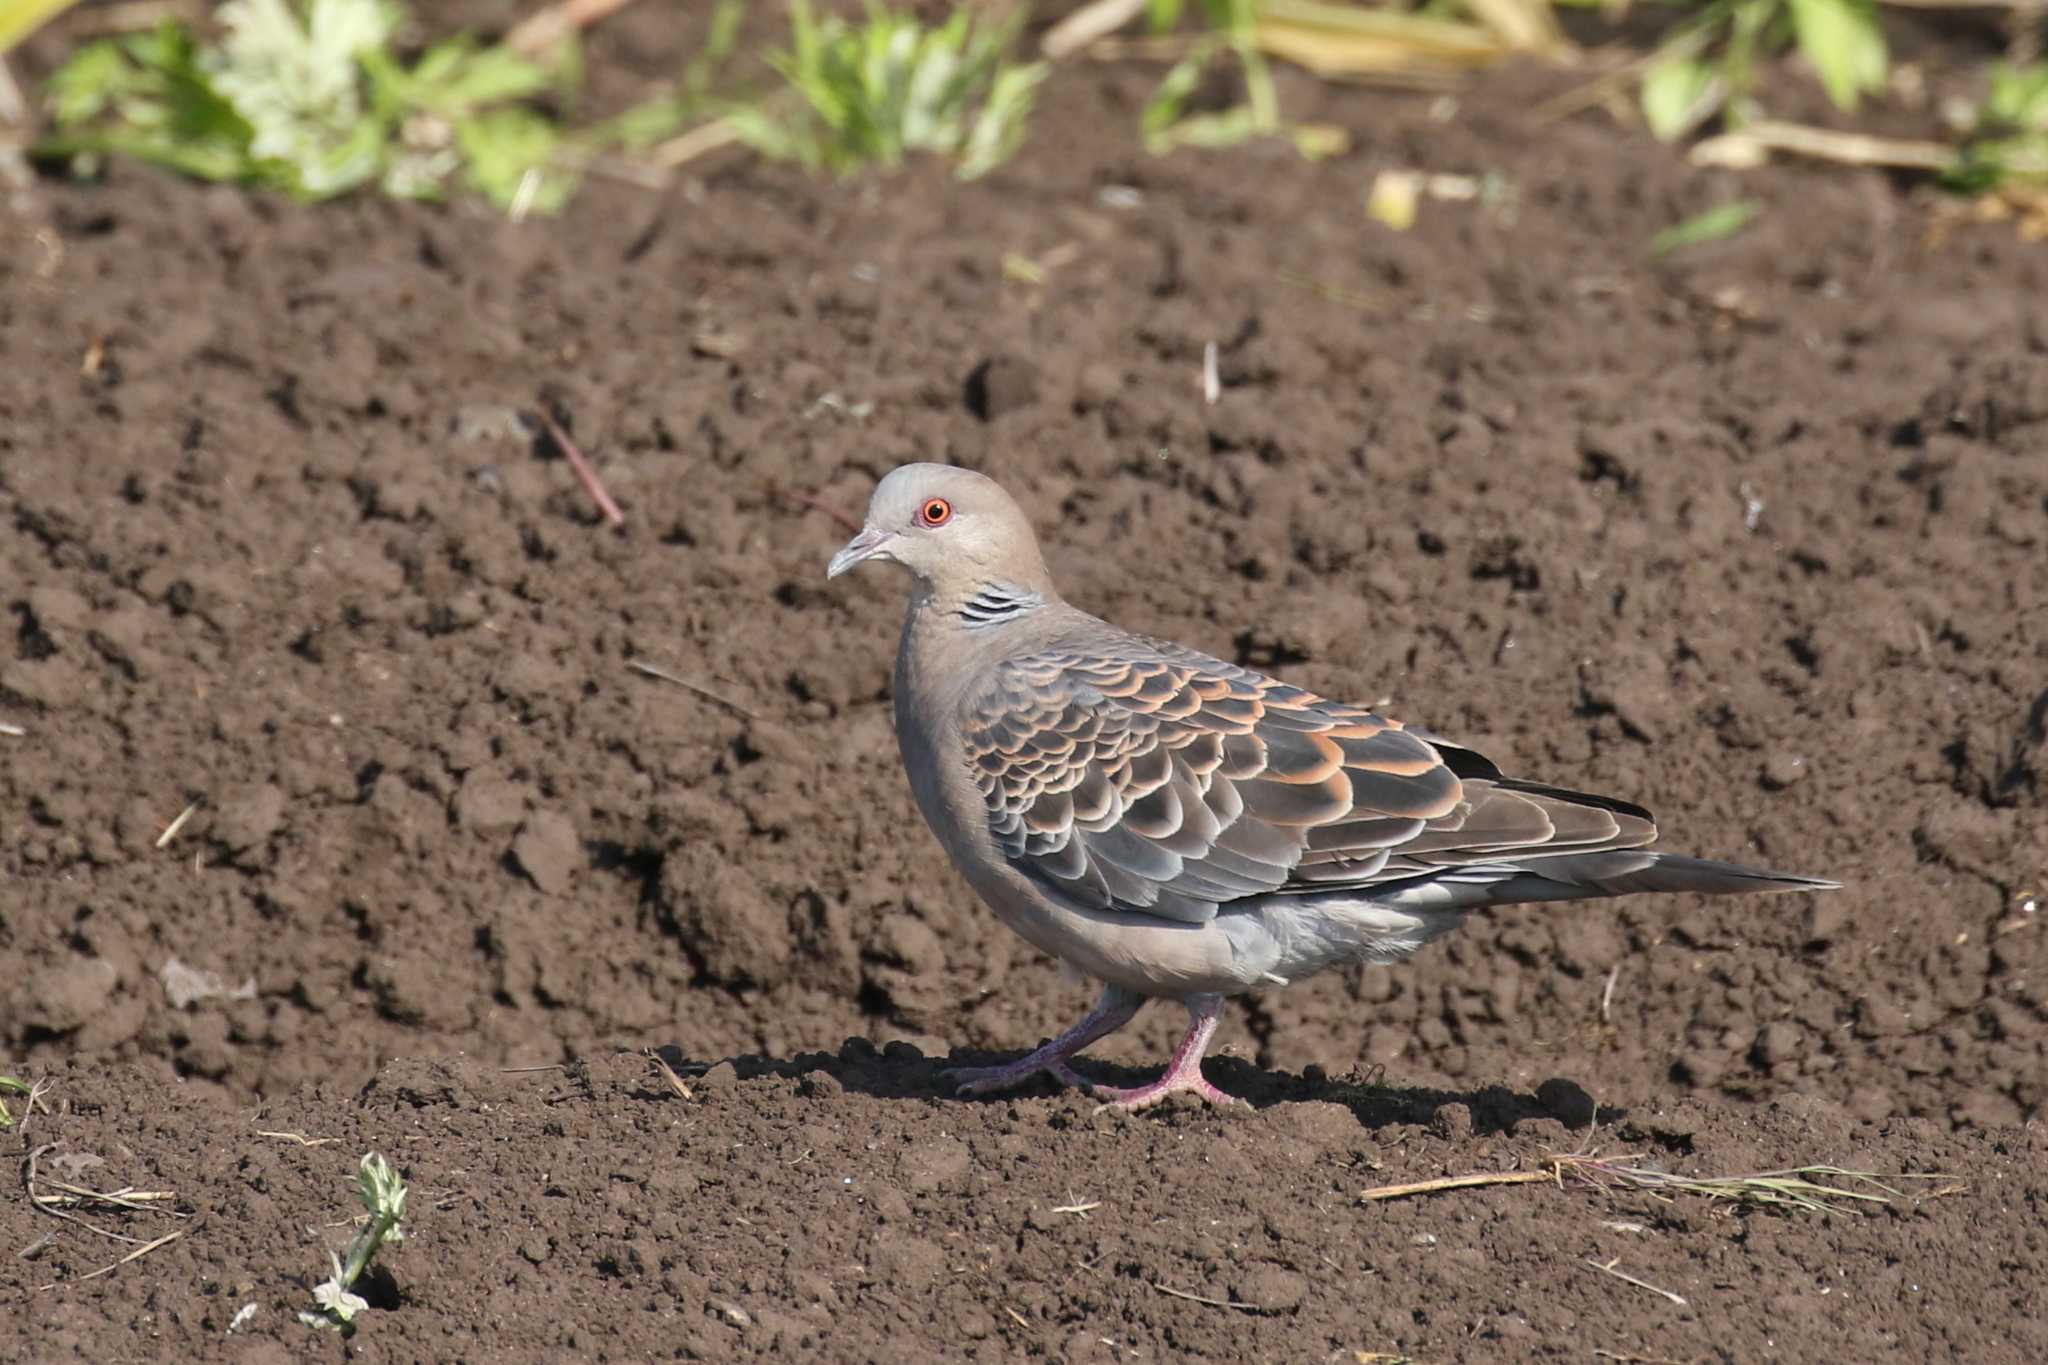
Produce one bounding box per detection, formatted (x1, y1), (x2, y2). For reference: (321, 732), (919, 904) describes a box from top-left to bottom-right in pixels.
(960, 637), (1662, 926)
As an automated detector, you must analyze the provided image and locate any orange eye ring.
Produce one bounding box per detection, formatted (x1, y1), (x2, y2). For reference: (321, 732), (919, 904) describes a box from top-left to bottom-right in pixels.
(917, 497), (953, 527)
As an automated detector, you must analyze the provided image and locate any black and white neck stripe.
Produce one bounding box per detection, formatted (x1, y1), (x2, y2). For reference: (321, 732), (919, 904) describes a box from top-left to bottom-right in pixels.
(957, 583), (1044, 628)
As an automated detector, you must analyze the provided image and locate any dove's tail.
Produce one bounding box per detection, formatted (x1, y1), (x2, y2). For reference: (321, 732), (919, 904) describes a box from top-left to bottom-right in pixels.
(1370, 850), (1839, 914)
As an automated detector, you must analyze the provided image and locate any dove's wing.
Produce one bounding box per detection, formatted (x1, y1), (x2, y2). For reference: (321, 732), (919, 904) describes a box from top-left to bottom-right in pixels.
(959, 638), (1661, 925)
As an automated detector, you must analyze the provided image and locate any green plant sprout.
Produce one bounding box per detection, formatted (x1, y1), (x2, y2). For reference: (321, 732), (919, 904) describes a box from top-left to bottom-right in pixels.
(1946, 62), (2048, 193)
(1140, 0), (1282, 153)
(300, 1152), (408, 1336)
(0, 1076), (32, 1129)
(724, 0), (1047, 179)
(1649, 197), (1761, 254)
(37, 0), (575, 211)
(1635, 0), (1888, 141)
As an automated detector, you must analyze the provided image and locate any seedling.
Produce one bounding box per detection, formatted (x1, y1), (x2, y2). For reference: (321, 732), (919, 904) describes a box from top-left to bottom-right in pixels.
(300, 1152), (408, 1335)
(1633, 0), (1888, 141)
(725, 0), (1047, 179)
(1648, 198), (1761, 255)
(1946, 62), (2048, 194)
(0, 1075), (32, 1129)
(1139, 0), (1282, 154)
(37, 0), (574, 211)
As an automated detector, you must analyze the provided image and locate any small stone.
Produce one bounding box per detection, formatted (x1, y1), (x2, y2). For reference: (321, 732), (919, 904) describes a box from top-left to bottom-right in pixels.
(698, 1060), (738, 1092)
(453, 774), (530, 835)
(1760, 752), (1809, 789)
(511, 811), (581, 894)
(29, 958), (118, 1033)
(1431, 1102), (1474, 1140)
(1752, 1021), (1803, 1069)
(212, 783), (285, 857)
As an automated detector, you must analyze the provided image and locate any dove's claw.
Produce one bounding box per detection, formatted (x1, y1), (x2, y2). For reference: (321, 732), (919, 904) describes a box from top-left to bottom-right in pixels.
(947, 1058), (1088, 1095)
(1089, 1072), (1243, 1113)
(1089, 993), (1242, 1114)
(941, 985), (1144, 1098)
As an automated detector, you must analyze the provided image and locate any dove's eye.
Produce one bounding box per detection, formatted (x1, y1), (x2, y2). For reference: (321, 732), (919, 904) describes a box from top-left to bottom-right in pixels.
(918, 498), (953, 527)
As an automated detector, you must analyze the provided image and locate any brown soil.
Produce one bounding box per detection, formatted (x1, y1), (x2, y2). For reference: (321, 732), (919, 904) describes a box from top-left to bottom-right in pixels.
(3, 4), (2045, 1360)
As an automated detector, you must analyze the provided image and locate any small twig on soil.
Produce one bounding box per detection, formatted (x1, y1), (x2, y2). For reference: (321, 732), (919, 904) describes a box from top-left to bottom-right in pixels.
(499, 1064), (566, 1074)
(533, 407), (626, 528)
(30, 1181), (183, 1213)
(644, 1048), (695, 1100)
(1, 1076), (49, 1134)
(44, 1228), (185, 1291)
(1584, 1257), (1687, 1306)
(1042, 0), (1148, 60)
(257, 1130), (339, 1147)
(625, 660), (758, 720)
(1359, 1170), (1554, 1202)
(782, 488), (864, 535)
(1201, 340), (1221, 406)
(1601, 963), (1620, 1022)
(649, 117), (744, 170)
(1153, 1281), (1263, 1313)
(155, 798), (202, 849)
(24, 1144), (179, 1246)
(0, 721), (24, 737)
(1358, 1151), (1958, 1213)
(1547, 1152), (1959, 1213)
(504, 0), (643, 57)
(1049, 1199), (1102, 1216)
(1591, 1349), (1694, 1365)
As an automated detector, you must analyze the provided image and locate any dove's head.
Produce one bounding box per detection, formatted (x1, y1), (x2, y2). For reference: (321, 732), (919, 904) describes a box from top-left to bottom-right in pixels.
(826, 463), (1053, 603)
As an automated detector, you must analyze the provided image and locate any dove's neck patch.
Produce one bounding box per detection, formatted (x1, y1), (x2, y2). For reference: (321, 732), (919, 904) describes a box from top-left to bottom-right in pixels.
(957, 583), (1045, 628)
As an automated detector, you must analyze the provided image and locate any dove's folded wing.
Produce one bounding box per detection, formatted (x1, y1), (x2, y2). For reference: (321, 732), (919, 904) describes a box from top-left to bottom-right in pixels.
(960, 640), (1660, 926)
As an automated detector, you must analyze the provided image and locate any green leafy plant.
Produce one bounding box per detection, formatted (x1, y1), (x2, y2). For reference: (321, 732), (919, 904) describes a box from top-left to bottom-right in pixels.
(37, 0), (576, 211)
(1636, 0), (1888, 141)
(726, 0), (1047, 179)
(1140, 0), (1281, 153)
(1648, 197), (1761, 254)
(299, 1153), (408, 1336)
(0, 1076), (32, 1129)
(1946, 62), (2048, 193)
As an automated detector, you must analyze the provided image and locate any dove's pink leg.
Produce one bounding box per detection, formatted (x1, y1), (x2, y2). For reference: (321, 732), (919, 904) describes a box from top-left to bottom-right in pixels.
(1089, 994), (1243, 1112)
(947, 986), (1142, 1095)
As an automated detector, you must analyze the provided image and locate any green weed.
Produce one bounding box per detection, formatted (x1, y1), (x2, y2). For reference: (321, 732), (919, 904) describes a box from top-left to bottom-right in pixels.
(300, 1152), (408, 1336)
(37, 0), (574, 211)
(726, 0), (1046, 179)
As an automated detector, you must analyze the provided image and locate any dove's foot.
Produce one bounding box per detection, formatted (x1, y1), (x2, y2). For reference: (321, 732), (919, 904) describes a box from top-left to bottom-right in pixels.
(944, 984), (1143, 1097)
(947, 1057), (1090, 1095)
(1089, 1070), (1242, 1112)
(1090, 993), (1244, 1114)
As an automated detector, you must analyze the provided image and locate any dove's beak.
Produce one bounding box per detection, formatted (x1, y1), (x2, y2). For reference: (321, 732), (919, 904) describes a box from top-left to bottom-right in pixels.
(827, 525), (896, 579)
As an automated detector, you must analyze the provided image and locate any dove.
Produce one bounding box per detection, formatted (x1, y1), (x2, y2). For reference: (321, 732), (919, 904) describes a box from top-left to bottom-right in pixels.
(826, 463), (1837, 1112)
